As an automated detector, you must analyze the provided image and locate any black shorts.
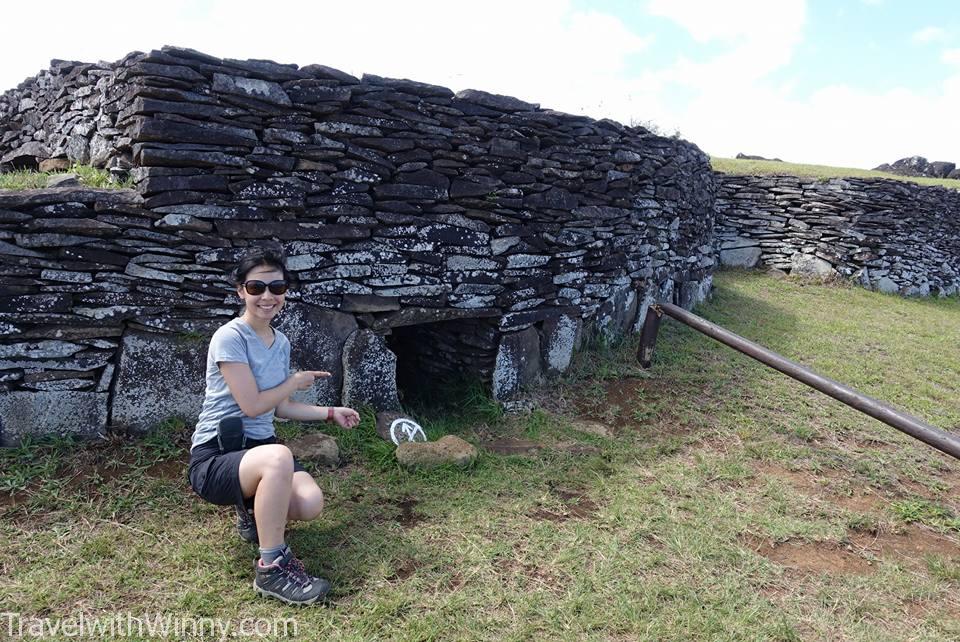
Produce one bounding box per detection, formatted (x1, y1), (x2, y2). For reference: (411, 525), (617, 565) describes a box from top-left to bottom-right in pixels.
(188, 435), (306, 507)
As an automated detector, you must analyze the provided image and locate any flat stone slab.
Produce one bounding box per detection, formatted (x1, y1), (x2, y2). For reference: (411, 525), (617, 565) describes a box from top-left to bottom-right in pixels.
(395, 435), (477, 470)
(111, 328), (208, 433)
(0, 391), (107, 446)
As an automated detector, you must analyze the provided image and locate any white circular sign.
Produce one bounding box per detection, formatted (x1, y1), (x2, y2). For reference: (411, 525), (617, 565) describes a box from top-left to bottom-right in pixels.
(389, 418), (427, 445)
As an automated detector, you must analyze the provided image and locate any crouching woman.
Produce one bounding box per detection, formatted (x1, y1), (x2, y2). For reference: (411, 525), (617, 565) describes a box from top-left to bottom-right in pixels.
(187, 245), (360, 605)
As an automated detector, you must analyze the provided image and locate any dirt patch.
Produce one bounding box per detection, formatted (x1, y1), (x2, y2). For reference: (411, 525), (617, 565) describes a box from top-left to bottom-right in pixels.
(743, 534), (875, 575)
(395, 498), (425, 528)
(145, 456), (189, 481)
(0, 490), (29, 509)
(849, 525), (959, 560)
(529, 487), (598, 522)
(753, 462), (885, 513)
(388, 558), (421, 581)
(494, 557), (561, 591)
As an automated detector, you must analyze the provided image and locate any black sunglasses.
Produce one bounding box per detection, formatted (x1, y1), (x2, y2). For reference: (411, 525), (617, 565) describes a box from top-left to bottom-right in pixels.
(242, 280), (289, 295)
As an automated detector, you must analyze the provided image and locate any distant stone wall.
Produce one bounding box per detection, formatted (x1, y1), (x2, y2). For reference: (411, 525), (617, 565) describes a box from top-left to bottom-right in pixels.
(716, 175), (960, 296)
(0, 47), (716, 445)
(0, 56), (134, 171)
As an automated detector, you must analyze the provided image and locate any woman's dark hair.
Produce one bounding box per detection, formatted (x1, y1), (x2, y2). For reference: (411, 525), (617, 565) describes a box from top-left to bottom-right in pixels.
(231, 244), (294, 285)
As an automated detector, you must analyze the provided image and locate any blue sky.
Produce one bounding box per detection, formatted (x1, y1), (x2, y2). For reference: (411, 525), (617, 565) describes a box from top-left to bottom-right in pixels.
(1, 1), (958, 168)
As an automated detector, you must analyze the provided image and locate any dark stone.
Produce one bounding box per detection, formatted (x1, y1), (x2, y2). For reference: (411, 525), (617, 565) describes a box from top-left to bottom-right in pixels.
(524, 187), (577, 210)
(136, 147), (249, 168)
(287, 85), (352, 104)
(211, 73), (292, 106)
(0, 142), (49, 168)
(0, 188), (141, 209)
(735, 153), (783, 162)
(138, 174), (230, 194)
(396, 169), (450, 190)
(300, 64), (359, 83)
(111, 328), (209, 432)
(214, 220), (370, 240)
(0, 294), (71, 314)
(274, 302), (357, 407)
(492, 326), (542, 401)
(125, 62), (207, 83)
(221, 57), (309, 81)
(0, 391), (107, 446)
(361, 74), (454, 98)
(370, 306), (499, 330)
(341, 329), (401, 411)
(540, 313), (580, 375)
(340, 294), (401, 313)
(455, 89), (538, 112)
(132, 118), (257, 147)
(27, 218), (119, 236)
(373, 184), (447, 200)
(449, 176), (503, 198)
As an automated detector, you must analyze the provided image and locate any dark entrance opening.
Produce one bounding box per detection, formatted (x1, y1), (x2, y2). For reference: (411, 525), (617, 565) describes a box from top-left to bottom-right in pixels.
(385, 317), (500, 407)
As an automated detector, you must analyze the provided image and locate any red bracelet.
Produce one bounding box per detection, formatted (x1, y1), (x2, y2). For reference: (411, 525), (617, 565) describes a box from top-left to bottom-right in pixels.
(327, 406), (334, 422)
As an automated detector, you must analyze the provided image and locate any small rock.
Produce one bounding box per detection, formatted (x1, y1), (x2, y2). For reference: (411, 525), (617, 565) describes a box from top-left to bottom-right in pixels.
(39, 158), (71, 172)
(395, 435), (477, 470)
(287, 432), (340, 468)
(46, 173), (81, 188)
(376, 411), (426, 444)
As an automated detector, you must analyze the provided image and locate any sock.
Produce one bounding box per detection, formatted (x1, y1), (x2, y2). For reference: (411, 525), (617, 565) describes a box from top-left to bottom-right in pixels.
(259, 543), (288, 565)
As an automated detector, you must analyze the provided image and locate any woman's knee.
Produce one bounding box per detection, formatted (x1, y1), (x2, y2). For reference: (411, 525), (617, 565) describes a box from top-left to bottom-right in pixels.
(291, 476), (324, 521)
(240, 444), (294, 480)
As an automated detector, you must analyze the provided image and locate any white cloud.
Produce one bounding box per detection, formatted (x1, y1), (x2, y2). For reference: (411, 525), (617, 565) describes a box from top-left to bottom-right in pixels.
(0, 0), (956, 170)
(912, 26), (946, 44)
(644, 0), (806, 90)
(0, 0), (651, 117)
(943, 49), (960, 66)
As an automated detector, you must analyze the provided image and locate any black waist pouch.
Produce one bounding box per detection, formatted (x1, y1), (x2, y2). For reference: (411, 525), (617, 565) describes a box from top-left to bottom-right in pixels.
(216, 417), (247, 453)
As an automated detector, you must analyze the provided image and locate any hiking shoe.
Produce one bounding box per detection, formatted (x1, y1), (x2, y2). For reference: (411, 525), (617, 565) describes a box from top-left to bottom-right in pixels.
(254, 548), (331, 605)
(235, 504), (259, 545)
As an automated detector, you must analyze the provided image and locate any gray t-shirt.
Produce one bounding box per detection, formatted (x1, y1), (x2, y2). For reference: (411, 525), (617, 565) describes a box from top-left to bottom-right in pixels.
(191, 317), (291, 450)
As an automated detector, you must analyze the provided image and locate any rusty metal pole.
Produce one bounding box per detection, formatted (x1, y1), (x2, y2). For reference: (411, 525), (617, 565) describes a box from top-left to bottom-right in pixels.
(638, 301), (960, 461)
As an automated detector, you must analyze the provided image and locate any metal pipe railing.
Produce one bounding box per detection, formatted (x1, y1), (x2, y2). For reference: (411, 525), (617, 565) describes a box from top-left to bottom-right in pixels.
(638, 301), (960, 461)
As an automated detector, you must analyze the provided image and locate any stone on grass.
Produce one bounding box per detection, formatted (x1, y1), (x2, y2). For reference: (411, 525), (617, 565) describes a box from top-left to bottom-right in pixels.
(0, 391), (107, 446)
(720, 245), (761, 268)
(790, 253), (836, 279)
(395, 435), (477, 470)
(341, 329), (401, 411)
(111, 328), (209, 433)
(287, 432), (340, 469)
(39, 158), (71, 172)
(46, 173), (81, 188)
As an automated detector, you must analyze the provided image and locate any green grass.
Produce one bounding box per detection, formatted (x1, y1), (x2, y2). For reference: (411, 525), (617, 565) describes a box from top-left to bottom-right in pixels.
(0, 163), (131, 190)
(3, 270), (960, 640)
(712, 156), (960, 190)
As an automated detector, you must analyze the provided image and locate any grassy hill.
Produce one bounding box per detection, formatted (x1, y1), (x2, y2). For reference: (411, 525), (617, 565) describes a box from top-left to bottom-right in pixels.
(2, 270), (958, 639)
(712, 156), (960, 190)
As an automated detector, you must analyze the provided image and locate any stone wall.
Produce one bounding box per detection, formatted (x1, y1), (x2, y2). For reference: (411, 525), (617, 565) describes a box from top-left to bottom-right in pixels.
(716, 174), (960, 296)
(0, 55), (135, 172)
(0, 47), (716, 445)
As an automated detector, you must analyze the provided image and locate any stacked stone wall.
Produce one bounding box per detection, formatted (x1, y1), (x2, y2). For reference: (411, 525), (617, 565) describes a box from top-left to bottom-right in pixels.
(0, 56), (135, 171)
(0, 47), (716, 444)
(716, 175), (960, 296)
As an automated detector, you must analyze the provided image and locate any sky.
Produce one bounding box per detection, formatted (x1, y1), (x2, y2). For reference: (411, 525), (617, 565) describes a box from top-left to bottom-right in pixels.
(1, 0), (958, 169)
